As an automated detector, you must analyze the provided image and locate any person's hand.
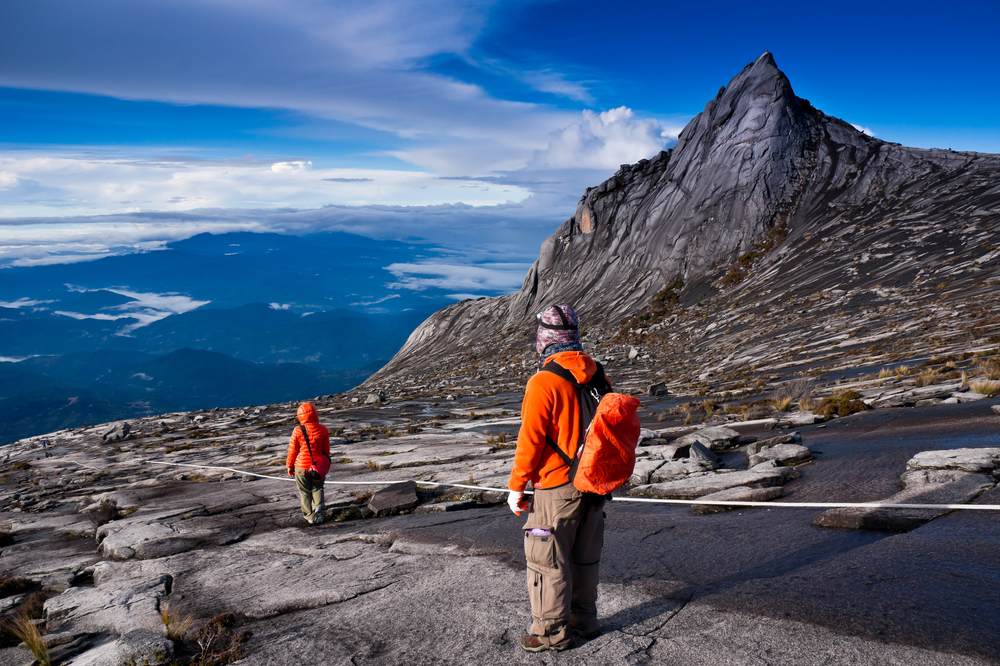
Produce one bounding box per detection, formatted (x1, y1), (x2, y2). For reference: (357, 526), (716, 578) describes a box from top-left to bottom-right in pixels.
(508, 490), (529, 515)
(287, 467), (294, 477)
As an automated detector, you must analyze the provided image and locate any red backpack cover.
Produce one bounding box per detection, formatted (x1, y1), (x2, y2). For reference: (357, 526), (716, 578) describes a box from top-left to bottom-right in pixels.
(540, 360), (641, 495)
(573, 393), (641, 495)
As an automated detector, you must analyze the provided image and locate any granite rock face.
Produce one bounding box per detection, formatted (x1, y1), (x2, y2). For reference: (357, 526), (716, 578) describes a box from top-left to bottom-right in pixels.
(369, 52), (1000, 386)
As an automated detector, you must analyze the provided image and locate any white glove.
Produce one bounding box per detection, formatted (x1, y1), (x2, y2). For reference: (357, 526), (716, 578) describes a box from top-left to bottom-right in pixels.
(507, 490), (525, 515)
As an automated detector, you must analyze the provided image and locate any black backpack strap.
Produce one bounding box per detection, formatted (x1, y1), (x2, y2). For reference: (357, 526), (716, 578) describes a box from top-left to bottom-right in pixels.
(540, 360), (580, 386)
(539, 360), (609, 476)
(545, 434), (573, 466)
(299, 425), (315, 466)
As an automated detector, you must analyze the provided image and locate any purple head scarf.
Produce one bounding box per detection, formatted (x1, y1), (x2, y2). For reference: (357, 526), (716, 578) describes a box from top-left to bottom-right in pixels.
(535, 304), (581, 356)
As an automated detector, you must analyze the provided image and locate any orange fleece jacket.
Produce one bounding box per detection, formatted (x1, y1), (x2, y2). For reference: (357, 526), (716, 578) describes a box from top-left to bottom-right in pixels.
(286, 403), (330, 469)
(508, 351), (610, 491)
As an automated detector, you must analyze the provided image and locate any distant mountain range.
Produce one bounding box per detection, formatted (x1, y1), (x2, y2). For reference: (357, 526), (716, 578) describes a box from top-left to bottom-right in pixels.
(0, 302), (430, 368)
(0, 229), (498, 443)
(0, 348), (379, 444)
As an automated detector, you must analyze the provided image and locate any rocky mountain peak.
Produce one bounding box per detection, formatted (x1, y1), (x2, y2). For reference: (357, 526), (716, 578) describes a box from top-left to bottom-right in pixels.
(681, 51), (797, 146)
(369, 55), (1000, 388)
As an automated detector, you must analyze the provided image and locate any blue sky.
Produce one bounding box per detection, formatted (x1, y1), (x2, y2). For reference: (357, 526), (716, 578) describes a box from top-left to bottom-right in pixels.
(0, 0), (998, 282)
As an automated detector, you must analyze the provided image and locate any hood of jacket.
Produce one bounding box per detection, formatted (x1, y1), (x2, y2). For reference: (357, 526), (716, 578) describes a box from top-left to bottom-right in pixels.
(543, 351), (597, 384)
(297, 402), (319, 424)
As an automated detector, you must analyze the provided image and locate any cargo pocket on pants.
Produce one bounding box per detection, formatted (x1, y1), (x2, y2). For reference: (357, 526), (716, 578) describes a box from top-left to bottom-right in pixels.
(525, 528), (558, 571)
(528, 567), (543, 616)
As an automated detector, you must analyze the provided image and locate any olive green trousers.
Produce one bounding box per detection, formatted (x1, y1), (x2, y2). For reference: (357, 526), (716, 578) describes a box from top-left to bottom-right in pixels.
(294, 468), (325, 522)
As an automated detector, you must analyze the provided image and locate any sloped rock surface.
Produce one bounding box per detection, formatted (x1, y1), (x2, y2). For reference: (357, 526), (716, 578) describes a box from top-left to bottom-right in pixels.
(691, 485), (784, 515)
(815, 452), (1000, 531)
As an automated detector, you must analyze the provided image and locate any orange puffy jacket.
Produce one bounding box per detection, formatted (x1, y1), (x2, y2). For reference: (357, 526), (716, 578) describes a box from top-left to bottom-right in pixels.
(508, 351), (611, 492)
(286, 403), (330, 470)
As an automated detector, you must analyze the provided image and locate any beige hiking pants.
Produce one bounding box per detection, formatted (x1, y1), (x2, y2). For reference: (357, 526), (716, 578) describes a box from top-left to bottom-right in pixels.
(294, 468), (325, 521)
(522, 482), (605, 648)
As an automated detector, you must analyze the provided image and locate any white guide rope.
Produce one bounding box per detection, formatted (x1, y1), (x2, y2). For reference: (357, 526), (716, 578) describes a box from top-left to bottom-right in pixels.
(137, 460), (1000, 512)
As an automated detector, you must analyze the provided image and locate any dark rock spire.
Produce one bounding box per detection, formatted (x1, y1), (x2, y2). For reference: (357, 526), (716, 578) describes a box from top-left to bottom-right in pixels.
(369, 55), (1000, 382)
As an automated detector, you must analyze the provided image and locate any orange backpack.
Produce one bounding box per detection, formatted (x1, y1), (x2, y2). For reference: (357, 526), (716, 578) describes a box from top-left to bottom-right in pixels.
(541, 361), (641, 495)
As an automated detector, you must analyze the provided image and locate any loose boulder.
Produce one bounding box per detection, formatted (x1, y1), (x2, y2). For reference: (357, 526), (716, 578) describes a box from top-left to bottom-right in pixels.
(630, 467), (798, 500)
(102, 422), (131, 444)
(638, 444), (684, 460)
(687, 441), (721, 467)
(649, 460), (716, 484)
(368, 480), (419, 516)
(746, 432), (802, 459)
(114, 629), (174, 665)
(673, 426), (741, 452)
(626, 459), (668, 488)
(906, 447), (1000, 473)
(748, 443), (812, 467)
(647, 383), (669, 396)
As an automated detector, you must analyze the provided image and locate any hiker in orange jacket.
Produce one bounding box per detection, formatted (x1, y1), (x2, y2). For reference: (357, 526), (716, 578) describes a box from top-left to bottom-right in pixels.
(508, 304), (611, 652)
(286, 402), (330, 525)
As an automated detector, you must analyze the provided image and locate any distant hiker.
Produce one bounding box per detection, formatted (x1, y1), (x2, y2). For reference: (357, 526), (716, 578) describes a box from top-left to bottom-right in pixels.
(507, 304), (614, 652)
(286, 402), (331, 525)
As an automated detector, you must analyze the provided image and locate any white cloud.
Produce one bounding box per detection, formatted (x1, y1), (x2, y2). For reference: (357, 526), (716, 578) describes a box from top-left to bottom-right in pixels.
(270, 160), (312, 173)
(52, 286), (211, 331)
(0, 172), (18, 189)
(55, 311), (124, 321)
(851, 123), (876, 137)
(0, 154), (532, 219)
(520, 71), (594, 104)
(349, 294), (401, 307)
(269, 302), (292, 310)
(0, 297), (55, 308)
(385, 261), (531, 293)
(528, 107), (673, 170)
(106, 288), (210, 331)
(0, 1), (586, 176)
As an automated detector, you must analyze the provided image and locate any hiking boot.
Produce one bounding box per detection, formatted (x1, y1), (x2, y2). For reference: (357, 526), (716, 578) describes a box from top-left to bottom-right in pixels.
(519, 635), (568, 653)
(313, 511), (324, 525)
(570, 625), (601, 639)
